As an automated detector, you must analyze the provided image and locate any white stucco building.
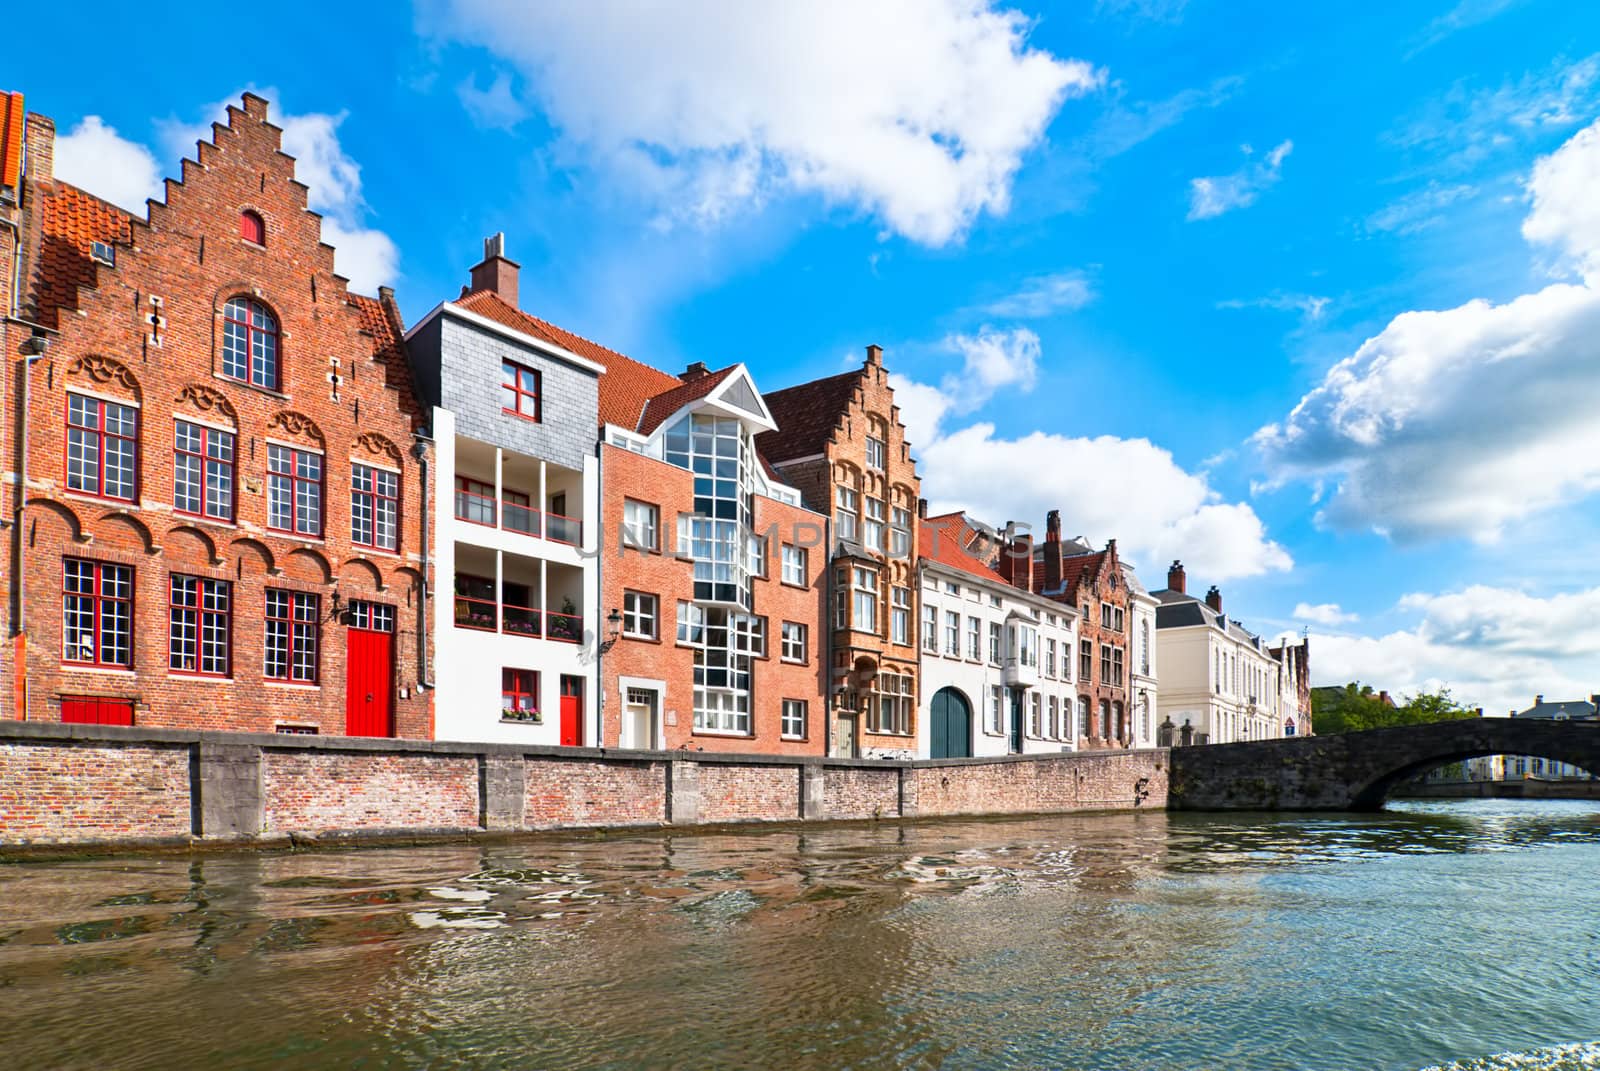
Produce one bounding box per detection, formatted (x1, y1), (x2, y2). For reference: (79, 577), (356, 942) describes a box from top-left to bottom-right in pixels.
(1125, 564), (1160, 749)
(1150, 562), (1294, 745)
(915, 513), (1080, 758)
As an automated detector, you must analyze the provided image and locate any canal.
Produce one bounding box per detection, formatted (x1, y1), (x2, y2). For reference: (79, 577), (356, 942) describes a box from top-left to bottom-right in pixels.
(1, 799), (1597, 1070)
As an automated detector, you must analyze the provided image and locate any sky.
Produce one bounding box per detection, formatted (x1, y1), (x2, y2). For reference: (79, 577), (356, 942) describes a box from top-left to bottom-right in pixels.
(13, 0), (1600, 715)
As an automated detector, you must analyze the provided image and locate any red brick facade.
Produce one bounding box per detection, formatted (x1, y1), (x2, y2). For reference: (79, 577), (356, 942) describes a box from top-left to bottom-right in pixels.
(599, 443), (828, 753)
(4, 94), (430, 736)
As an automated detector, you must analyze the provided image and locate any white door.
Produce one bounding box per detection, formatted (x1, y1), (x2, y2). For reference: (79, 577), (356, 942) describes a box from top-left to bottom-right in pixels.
(624, 688), (658, 749)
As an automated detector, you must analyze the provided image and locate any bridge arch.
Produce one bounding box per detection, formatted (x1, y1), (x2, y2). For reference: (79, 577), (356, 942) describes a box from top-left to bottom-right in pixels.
(1169, 718), (1600, 812)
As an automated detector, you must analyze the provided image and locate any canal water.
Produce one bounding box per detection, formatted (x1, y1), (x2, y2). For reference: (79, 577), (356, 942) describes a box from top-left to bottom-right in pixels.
(1, 799), (1598, 1070)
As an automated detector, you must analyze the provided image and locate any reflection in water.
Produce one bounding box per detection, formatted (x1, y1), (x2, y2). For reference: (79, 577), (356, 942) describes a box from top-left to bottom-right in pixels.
(0, 801), (1597, 1070)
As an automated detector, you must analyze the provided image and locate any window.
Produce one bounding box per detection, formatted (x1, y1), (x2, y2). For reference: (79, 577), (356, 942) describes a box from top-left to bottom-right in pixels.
(944, 610), (960, 655)
(173, 420), (234, 521)
(890, 507), (911, 558)
(264, 589), (319, 683)
(348, 601), (394, 632)
(989, 621), (1002, 665)
(1078, 696), (1091, 738)
(1100, 699), (1111, 739)
(852, 566), (878, 632)
(836, 486), (859, 541)
(1013, 625), (1037, 668)
(1080, 639), (1093, 680)
(267, 444), (323, 537)
(1045, 639), (1056, 678)
(1114, 607), (1125, 632)
(782, 699), (807, 739)
(1030, 694), (1041, 737)
(871, 672), (913, 735)
(748, 534), (767, 578)
(351, 464), (399, 551)
(66, 393), (138, 501)
(891, 587), (911, 645)
(1141, 619), (1151, 675)
(990, 594), (1002, 608)
(501, 359), (541, 421)
(221, 297), (279, 390)
(864, 498), (886, 552)
(866, 434), (886, 470)
(623, 500), (659, 551)
(623, 591), (659, 639)
(781, 621), (808, 662)
(739, 615), (767, 658)
(781, 543), (807, 585)
(240, 210), (265, 244)
(62, 559), (133, 667)
(501, 669), (539, 720)
(989, 686), (1004, 734)
(922, 604), (938, 652)
(945, 582), (961, 596)
(169, 574), (230, 676)
(1101, 644), (1113, 686)
(455, 476), (496, 526)
(676, 601), (703, 644)
(1112, 647), (1124, 687)
(1048, 696), (1059, 739)
(967, 616), (981, 660)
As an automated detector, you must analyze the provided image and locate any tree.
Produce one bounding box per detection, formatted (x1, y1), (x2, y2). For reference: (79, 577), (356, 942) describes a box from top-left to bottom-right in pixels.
(1311, 683), (1477, 735)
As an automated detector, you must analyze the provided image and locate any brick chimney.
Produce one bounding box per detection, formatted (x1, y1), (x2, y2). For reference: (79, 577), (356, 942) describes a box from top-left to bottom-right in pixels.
(865, 344), (882, 366)
(23, 112), (53, 183)
(999, 532), (1034, 593)
(468, 232), (519, 307)
(681, 361), (708, 381)
(1041, 511), (1063, 593)
(1205, 585), (1222, 613)
(1045, 510), (1061, 543)
(1168, 560), (1186, 594)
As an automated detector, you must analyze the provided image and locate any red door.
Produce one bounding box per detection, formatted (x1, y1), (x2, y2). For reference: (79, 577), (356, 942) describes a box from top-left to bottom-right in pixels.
(346, 603), (395, 737)
(559, 675), (583, 746)
(61, 696), (134, 725)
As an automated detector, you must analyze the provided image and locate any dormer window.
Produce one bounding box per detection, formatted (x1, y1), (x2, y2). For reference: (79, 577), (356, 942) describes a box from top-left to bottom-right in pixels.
(240, 210), (265, 245)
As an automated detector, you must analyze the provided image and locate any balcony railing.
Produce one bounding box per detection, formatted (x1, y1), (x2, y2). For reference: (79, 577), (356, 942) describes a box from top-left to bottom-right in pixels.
(546, 611), (582, 644)
(503, 602), (542, 638)
(454, 593), (498, 631)
(453, 489), (583, 546)
(452, 593), (583, 644)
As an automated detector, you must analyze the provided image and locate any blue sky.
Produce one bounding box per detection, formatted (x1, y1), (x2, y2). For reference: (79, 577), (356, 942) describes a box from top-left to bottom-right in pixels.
(14, 0), (1600, 712)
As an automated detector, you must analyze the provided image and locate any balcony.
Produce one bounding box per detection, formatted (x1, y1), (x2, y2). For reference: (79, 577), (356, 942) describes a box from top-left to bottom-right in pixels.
(452, 438), (586, 547)
(452, 549), (585, 645)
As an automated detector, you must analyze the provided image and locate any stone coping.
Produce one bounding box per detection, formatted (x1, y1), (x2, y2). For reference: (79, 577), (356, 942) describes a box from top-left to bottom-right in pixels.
(0, 720), (1169, 770)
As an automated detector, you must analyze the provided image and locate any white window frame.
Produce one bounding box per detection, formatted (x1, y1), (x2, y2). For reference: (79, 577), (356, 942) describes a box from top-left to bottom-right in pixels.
(623, 499), (659, 551)
(781, 620), (807, 663)
(781, 543), (807, 586)
(623, 590), (659, 639)
(781, 698), (807, 739)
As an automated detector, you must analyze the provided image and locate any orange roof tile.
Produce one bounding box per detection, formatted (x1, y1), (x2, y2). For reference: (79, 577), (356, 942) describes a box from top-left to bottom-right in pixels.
(921, 513), (1008, 585)
(30, 180), (133, 328)
(454, 288), (682, 430)
(758, 368), (861, 462)
(637, 367), (735, 435)
(1, 92), (24, 189)
(348, 293), (426, 431)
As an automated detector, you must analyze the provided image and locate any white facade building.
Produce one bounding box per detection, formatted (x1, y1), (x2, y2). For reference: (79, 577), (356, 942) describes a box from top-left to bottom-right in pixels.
(1151, 562), (1294, 745)
(916, 513), (1080, 758)
(1126, 564), (1160, 749)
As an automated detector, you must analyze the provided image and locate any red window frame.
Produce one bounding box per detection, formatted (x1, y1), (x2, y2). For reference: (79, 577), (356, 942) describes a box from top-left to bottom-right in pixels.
(266, 444), (324, 538)
(62, 558), (134, 668)
(264, 588), (320, 683)
(173, 419), (235, 522)
(454, 475), (497, 527)
(221, 296), (280, 391)
(501, 360), (541, 422)
(240, 210), (265, 244)
(65, 393), (138, 502)
(351, 463), (400, 551)
(501, 668), (539, 719)
(169, 574), (231, 678)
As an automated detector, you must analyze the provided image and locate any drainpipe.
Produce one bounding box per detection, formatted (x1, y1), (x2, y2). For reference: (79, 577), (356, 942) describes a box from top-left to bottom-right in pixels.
(11, 334), (47, 719)
(412, 431), (434, 692)
(594, 437), (605, 747)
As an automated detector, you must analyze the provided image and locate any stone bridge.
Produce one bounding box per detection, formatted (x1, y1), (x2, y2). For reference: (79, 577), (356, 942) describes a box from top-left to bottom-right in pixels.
(1168, 717), (1600, 811)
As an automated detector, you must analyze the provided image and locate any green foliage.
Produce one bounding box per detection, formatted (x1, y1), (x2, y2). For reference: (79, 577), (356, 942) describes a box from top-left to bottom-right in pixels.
(1311, 683), (1478, 735)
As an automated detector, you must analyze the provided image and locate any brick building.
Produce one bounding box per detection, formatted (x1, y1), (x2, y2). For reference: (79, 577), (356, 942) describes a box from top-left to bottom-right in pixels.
(1, 93), (430, 735)
(997, 513), (1136, 748)
(405, 235), (604, 746)
(759, 346), (921, 758)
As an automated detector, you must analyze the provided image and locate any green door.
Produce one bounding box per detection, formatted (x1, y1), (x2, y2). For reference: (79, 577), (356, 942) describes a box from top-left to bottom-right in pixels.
(930, 687), (972, 759)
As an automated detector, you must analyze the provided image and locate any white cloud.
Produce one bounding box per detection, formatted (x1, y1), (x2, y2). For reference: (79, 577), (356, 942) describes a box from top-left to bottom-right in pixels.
(982, 272), (1094, 317)
(1186, 140), (1292, 221)
(1364, 182), (1477, 236)
(894, 331), (1290, 582)
(457, 71), (528, 130)
(158, 94), (398, 292)
(422, 0), (1104, 245)
(1255, 118), (1600, 542)
(1407, 0), (1525, 57)
(1293, 602), (1357, 626)
(53, 117), (163, 212)
(1217, 292), (1330, 321)
(1311, 583), (1600, 714)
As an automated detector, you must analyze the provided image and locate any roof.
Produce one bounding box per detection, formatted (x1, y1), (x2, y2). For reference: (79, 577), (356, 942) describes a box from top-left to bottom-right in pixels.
(1515, 698), (1598, 720)
(921, 512), (1008, 584)
(1, 92), (24, 189)
(29, 180), (133, 328)
(758, 368), (861, 463)
(348, 293), (425, 431)
(454, 288), (681, 430)
(637, 367), (736, 435)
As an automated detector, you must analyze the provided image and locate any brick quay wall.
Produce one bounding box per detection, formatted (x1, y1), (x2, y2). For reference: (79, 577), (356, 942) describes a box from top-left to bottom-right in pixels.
(0, 722), (1169, 852)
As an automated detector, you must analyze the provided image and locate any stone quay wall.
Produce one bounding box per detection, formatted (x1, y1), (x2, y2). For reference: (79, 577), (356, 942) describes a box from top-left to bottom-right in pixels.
(0, 722), (1169, 850)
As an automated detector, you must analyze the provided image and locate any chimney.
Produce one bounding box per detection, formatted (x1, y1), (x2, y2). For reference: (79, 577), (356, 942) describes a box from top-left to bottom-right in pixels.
(682, 361), (708, 381)
(468, 232), (519, 307)
(1204, 585), (1222, 613)
(1168, 560), (1186, 594)
(1045, 510), (1061, 544)
(865, 344), (882, 367)
(999, 533), (1034, 593)
(1535, 694), (1543, 706)
(23, 112), (54, 183)
(917, 497), (928, 519)
(1379, 690), (1391, 707)
(1042, 512), (1063, 593)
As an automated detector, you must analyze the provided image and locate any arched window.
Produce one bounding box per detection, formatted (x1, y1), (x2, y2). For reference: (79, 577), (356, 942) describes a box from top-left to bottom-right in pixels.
(240, 210), (265, 245)
(222, 297), (280, 390)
